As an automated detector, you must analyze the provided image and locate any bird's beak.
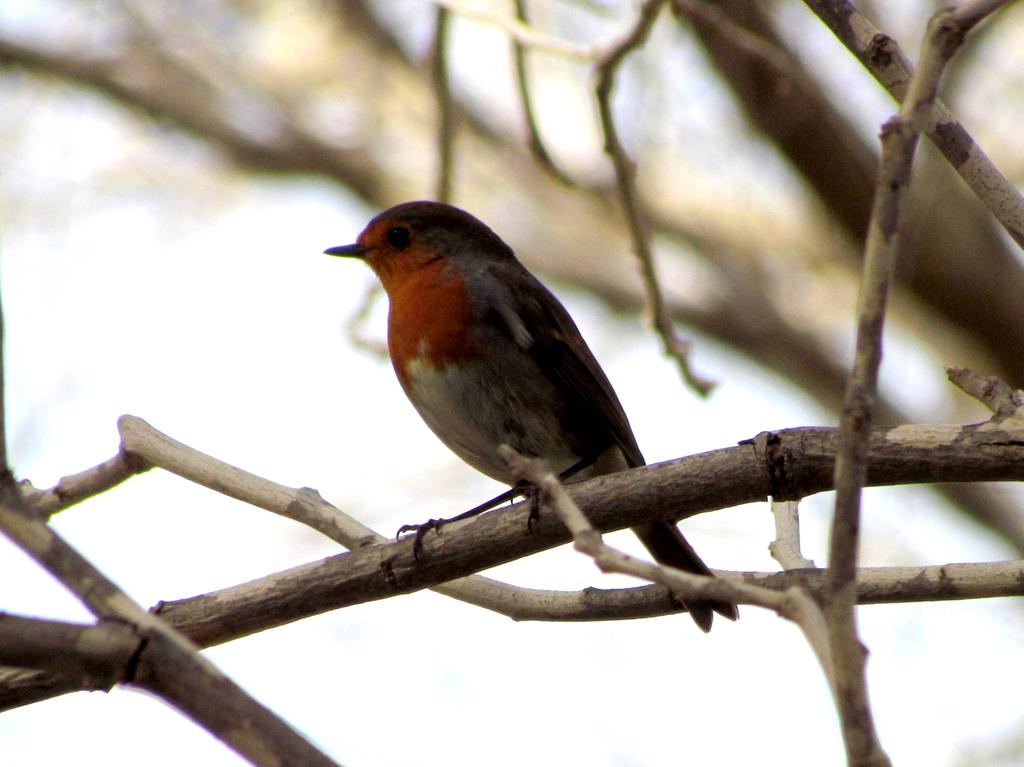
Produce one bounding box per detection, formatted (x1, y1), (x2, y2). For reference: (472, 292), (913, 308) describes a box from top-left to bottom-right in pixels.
(324, 243), (368, 258)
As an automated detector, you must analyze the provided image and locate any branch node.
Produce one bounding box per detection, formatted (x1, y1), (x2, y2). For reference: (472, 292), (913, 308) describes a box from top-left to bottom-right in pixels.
(946, 367), (1019, 418)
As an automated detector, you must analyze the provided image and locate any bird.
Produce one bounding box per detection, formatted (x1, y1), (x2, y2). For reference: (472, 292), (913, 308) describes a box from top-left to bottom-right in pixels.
(326, 201), (737, 631)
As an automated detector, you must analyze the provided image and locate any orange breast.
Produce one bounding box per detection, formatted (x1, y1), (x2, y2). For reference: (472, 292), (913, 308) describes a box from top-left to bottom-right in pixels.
(386, 259), (477, 389)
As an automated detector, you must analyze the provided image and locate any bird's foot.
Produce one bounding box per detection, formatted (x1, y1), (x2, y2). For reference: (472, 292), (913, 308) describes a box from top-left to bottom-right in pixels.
(396, 518), (448, 561)
(397, 481), (539, 560)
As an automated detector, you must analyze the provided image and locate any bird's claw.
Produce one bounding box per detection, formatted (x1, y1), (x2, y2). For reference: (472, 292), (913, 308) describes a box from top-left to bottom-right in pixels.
(396, 518), (446, 561)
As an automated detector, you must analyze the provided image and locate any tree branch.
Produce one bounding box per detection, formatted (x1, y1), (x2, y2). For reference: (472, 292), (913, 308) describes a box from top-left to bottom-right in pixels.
(824, 6), (1011, 763)
(825, 113), (907, 765)
(947, 366), (1022, 418)
(769, 499), (816, 570)
(103, 420), (1024, 651)
(511, 0), (575, 185)
(114, 414), (581, 620)
(432, 5), (455, 202)
(594, 0), (714, 395)
(431, 0), (592, 59)
(0, 614), (138, 685)
(20, 451), (149, 518)
(0, 495), (341, 766)
(802, 0), (1024, 249)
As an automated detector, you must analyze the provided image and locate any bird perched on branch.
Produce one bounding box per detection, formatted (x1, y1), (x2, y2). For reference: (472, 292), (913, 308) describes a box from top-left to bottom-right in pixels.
(326, 200), (737, 631)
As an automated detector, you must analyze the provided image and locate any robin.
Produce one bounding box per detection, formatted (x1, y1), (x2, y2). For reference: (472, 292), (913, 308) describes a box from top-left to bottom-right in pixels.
(326, 201), (737, 631)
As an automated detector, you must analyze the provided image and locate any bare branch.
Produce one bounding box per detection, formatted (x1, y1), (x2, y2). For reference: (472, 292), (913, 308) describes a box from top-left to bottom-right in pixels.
(130, 417), (1024, 647)
(498, 446), (843, 707)
(946, 367), (1020, 417)
(0, 401), (339, 767)
(594, 0), (714, 396)
(432, 5), (455, 202)
(432, 0), (593, 59)
(113, 420), (1017, 650)
(0, 494), (340, 766)
(825, 113), (909, 767)
(117, 415), (579, 619)
(952, 0), (1015, 30)
(0, 614), (137, 685)
(110, 415), (1024, 627)
(512, 558), (1024, 619)
(2, 401), (1017, 715)
(20, 451), (148, 518)
(511, 0), (576, 185)
(824, 4), (1009, 762)
(769, 499), (816, 570)
(802, 0), (1024, 249)
(5, 553), (1022, 712)
(500, 446), (787, 610)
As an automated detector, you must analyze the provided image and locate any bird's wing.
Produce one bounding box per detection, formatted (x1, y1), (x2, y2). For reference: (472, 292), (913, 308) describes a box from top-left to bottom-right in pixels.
(489, 266), (645, 469)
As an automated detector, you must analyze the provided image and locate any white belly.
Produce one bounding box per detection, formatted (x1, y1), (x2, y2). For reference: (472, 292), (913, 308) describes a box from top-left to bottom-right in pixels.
(404, 358), (578, 484)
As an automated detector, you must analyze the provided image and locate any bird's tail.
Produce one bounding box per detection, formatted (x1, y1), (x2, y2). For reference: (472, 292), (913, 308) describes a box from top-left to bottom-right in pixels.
(631, 520), (739, 633)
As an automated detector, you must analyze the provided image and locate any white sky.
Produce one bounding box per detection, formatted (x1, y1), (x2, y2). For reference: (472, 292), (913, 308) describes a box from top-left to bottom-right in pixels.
(2, 2), (1024, 766)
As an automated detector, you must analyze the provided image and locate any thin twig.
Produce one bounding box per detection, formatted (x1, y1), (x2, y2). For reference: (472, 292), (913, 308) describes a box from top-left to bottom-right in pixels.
(497, 446), (842, 700)
(432, 5), (455, 202)
(117, 414), (570, 618)
(594, 0), (714, 396)
(825, 100), (909, 767)
(946, 367), (1020, 417)
(0, 613), (140, 684)
(432, 0), (592, 59)
(802, 0), (1024, 249)
(769, 499), (816, 570)
(511, 0), (575, 185)
(498, 446), (784, 607)
(20, 451), (148, 518)
(824, 5), (1008, 764)
(952, 0), (1013, 29)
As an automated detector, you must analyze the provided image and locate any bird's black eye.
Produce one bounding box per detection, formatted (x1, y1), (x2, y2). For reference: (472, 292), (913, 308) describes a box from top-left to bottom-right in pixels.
(386, 226), (411, 250)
